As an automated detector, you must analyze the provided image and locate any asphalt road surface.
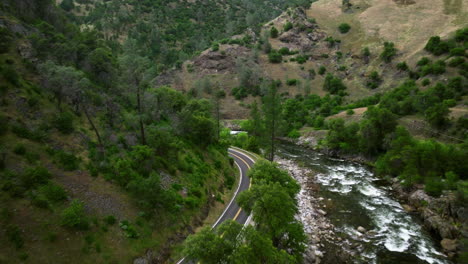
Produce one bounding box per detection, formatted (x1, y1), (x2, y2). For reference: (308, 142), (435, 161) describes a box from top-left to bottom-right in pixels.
(176, 147), (255, 264)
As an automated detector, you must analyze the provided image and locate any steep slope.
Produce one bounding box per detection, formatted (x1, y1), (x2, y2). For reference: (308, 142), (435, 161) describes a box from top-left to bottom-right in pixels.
(0, 1), (238, 263)
(155, 0), (467, 120)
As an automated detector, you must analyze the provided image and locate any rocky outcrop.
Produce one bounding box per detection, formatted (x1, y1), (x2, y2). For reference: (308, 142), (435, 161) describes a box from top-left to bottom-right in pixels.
(392, 182), (466, 260)
(192, 45), (251, 75)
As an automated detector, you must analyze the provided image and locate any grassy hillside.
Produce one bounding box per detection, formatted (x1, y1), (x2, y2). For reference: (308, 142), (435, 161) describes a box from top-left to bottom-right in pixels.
(156, 0), (467, 121)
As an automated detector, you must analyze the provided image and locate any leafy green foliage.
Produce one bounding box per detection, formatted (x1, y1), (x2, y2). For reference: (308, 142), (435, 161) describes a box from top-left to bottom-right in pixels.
(283, 21), (293, 32)
(53, 111), (74, 134)
(380, 42), (397, 62)
(268, 50), (283, 63)
(323, 74), (347, 95)
(6, 225), (24, 249)
(424, 36), (451, 55)
(38, 182), (67, 203)
(338, 23), (351, 33)
(318, 65), (326, 75)
(61, 200), (89, 230)
(270, 27), (279, 38)
(0, 27), (13, 54)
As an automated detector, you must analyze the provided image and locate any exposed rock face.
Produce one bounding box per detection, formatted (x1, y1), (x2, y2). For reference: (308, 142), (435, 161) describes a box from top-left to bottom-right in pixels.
(392, 185), (466, 260)
(192, 45), (251, 75)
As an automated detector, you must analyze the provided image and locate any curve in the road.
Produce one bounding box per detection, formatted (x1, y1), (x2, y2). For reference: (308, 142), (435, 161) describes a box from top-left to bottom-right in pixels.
(176, 147), (256, 264)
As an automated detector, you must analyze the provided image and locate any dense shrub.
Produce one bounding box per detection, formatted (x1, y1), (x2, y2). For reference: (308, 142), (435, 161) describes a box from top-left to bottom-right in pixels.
(0, 27), (13, 54)
(323, 74), (347, 95)
(421, 60), (446, 76)
(21, 166), (51, 189)
(338, 23), (351, 33)
(450, 47), (465, 56)
(61, 200), (89, 230)
(53, 111), (74, 134)
(283, 22), (293, 32)
(38, 182), (67, 203)
(318, 66), (326, 75)
(6, 225), (24, 249)
(448, 57), (465, 67)
(268, 50), (282, 63)
(13, 144), (26, 155)
(270, 27), (279, 38)
(417, 57), (431, 66)
(55, 150), (79, 171)
(396, 61), (408, 71)
(424, 36), (451, 55)
(380, 42), (397, 62)
(286, 79), (298, 86)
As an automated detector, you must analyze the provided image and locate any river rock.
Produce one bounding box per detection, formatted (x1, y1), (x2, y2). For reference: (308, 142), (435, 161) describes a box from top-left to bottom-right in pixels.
(402, 204), (415, 212)
(318, 209), (327, 216)
(409, 190), (432, 207)
(357, 226), (366, 233)
(440, 239), (458, 252)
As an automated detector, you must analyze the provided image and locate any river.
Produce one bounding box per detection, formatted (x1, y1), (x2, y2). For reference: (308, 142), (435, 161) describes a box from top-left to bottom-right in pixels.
(276, 142), (451, 264)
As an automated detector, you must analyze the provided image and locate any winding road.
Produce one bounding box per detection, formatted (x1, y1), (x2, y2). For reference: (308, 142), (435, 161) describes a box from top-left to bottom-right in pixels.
(176, 147), (255, 264)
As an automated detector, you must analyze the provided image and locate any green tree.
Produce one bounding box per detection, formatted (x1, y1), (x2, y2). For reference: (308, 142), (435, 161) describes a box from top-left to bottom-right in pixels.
(262, 83), (281, 161)
(270, 27), (279, 38)
(61, 200), (89, 230)
(380, 42), (397, 62)
(119, 39), (154, 145)
(425, 103), (450, 129)
(338, 23), (351, 33)
(323, 74), (347, 95)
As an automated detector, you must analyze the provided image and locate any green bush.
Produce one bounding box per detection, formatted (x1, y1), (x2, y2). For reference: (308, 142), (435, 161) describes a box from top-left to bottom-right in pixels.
(21, 166), (51, 189)
(318, 66), (326, 75)
(61, 200), (89, 230)
(421, 60), (446, 76)
(450, 47), (465, 56)
(270, 27), (278, 38)
(323, 74), (347, 94)
(421, 79), (431, 86)
(425, 177), (444, 197)
(278, 47), (291, 55)
(286, 79), (298, 86)
(417, 57), (431, 66)
(448, 57), (465, 67)
(38, 183), (67, 203)
(119, 220), (139, 238)
(6, 225), (24, 249)
(346, 109), (355, 115)
(338, 23), (351, 33)
(380, 42), (397, 62)
(454, 27), (468, 42)
(2, 65), (20, 86)
(283, 22), (293, 32)
(268, 51), (282, 63)
(53, 111), (74, 134)
(287, 129), (301, 139)
(55, 150), (79, 171)
(424, 36), (451, 55)
(104, 215), (116, 225)
(0, 27), (13, 54)
(295, 55), (307, 64)
(396, 62), (408, 71)
(13, 144), (26, 155)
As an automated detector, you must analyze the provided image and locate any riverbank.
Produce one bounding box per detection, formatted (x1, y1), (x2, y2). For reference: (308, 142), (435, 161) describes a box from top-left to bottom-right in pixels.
(279, 136), (466, 263)
(274, 157), (353, 263)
